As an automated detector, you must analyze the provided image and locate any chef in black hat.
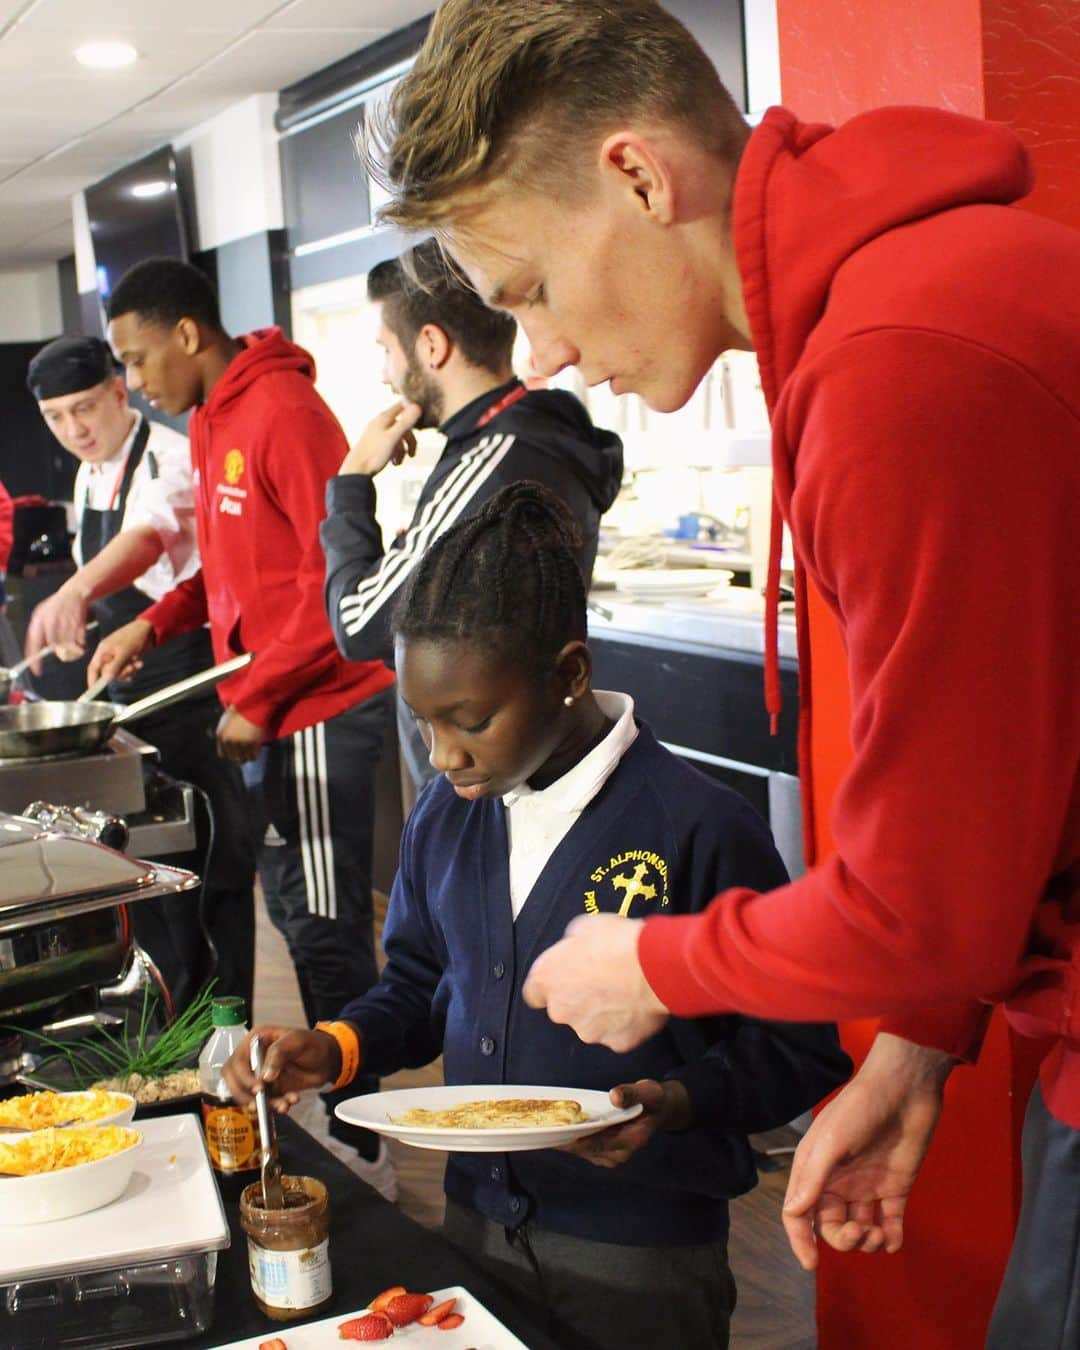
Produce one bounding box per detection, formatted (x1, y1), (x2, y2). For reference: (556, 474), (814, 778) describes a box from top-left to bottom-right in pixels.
(25, 334), (256, 1014)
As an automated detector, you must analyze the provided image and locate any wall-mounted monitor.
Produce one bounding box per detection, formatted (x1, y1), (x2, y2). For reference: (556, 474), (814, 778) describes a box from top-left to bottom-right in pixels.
(84, 145), (189, 303)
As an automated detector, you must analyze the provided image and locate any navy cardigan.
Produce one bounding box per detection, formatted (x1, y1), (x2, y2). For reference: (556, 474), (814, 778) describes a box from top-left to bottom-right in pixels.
(339, 720), (851, 1245)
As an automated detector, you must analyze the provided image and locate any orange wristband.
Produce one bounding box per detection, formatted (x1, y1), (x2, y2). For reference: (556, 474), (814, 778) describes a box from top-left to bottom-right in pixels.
(314, 1020), (362, 1090)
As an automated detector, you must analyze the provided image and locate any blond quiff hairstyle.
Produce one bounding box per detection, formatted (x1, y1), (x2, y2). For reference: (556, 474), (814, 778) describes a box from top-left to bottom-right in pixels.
(370, 0), (747, 231)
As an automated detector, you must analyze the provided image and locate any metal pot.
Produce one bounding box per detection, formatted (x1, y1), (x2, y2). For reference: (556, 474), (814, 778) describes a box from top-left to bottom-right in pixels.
(0, 652), (252, 759)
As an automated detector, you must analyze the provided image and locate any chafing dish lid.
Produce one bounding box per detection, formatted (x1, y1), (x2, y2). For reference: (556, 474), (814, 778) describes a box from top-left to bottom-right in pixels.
(0, 814), (156, 916)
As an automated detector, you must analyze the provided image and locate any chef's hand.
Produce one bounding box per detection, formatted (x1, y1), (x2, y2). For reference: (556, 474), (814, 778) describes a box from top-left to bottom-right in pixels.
(223, 1026), (343, 1112)
(562, 1079), (691, 1168)
(25, 583), (92, 668)
(216, 706), (265, 763)
(338, 401), (423, 477)
(87, 617), (154, 684)
(523, 914), (670, 1052)
(782, 1033), (953, 1270)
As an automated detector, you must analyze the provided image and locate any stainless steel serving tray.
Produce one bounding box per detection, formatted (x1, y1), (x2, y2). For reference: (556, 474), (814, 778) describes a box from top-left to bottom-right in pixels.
(0, 814), (197, 934)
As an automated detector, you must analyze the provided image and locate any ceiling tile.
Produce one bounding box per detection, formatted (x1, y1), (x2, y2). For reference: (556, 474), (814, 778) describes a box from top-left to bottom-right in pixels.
(264, 0), (431, 30)
(18, 0), (284, 33)
(190, 28), (377, 95)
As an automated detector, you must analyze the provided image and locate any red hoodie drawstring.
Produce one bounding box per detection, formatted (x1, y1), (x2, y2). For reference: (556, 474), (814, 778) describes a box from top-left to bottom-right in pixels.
(763, 494), (784, 735)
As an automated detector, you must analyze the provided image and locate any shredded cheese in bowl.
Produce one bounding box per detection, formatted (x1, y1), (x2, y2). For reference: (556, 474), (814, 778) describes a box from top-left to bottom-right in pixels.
(0, 1125), (141, 1177)
(0, 1090), (133, 1131)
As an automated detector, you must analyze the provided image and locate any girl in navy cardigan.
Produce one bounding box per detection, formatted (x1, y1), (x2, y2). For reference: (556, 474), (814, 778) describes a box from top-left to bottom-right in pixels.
(226, 482), (850, 1350)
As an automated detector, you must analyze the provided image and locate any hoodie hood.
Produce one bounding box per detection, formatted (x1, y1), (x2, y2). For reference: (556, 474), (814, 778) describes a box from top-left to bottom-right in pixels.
(203, 327), (318, 416)
(734, 105), (1033, 837)
(500, 388), (623, 512)
(734, 105), (1033, 408)
(452, 384), (624, 513)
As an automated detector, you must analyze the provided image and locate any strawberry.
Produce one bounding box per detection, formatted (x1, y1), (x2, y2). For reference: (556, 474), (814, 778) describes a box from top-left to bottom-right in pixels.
(259, 1341), (288, 1350)
(419, 1297), (458, 1326)
(370, 1286), (407, 1314)
(385, 1291), (435, 1326)
(338, 1313), (394, 1341)
(437, 1313), (465, 1330)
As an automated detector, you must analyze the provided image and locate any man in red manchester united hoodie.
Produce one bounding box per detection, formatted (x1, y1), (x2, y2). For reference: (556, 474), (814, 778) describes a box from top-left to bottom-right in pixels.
(374, 2), (1080, 1341)
(94, 259), (397, 1195)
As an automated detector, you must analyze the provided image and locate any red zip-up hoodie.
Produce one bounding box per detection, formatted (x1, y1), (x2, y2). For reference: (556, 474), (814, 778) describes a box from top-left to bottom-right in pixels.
(141, 329), (393, 738)
(639, 107), (1080, 1126)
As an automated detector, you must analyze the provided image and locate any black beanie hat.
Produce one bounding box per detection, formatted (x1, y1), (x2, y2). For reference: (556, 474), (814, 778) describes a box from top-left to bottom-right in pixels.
(27, 336), (120, 401)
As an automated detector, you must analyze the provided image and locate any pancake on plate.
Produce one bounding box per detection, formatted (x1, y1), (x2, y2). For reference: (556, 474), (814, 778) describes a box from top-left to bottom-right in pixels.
(391, 1098), (589, 1129)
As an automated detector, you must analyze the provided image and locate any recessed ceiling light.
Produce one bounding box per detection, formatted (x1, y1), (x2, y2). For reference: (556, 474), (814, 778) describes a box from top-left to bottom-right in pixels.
(131, 181), (170, 199)
(75, 41), (138, 70)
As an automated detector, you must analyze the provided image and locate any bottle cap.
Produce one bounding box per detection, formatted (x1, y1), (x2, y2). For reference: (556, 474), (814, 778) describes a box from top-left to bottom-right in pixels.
(211, 996), (246, 1027)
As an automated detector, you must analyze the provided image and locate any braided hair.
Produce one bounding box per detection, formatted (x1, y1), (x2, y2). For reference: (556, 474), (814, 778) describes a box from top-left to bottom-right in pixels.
(392, 481), (587, 673)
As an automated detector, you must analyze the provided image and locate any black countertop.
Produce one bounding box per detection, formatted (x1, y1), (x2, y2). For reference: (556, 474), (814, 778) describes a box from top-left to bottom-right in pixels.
(192, 1115), (557, 1350)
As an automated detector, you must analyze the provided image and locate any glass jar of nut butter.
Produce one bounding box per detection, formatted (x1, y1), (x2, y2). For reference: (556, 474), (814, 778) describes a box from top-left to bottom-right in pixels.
(239, 1176), (332, 1320)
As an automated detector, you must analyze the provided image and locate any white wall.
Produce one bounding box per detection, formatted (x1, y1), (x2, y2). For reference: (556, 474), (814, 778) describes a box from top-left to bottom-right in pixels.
(176, 93), (284, 252)
(0, 265), (62, 342)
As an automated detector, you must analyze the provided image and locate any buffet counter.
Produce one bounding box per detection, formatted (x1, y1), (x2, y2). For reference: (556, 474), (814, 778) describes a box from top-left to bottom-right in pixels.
(588, 588), (797, 661)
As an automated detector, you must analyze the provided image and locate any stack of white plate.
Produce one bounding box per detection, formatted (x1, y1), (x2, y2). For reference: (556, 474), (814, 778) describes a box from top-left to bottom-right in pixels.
(607, 569), (734, 600)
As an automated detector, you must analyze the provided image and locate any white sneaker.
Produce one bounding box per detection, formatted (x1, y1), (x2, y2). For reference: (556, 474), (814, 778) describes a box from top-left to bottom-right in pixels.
(351, 1138), (398, 1203)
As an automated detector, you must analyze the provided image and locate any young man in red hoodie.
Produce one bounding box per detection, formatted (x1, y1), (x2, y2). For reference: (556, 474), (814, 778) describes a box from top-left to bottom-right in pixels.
(369, 1), (1080, 1340)
(92, 258), (398, 1197)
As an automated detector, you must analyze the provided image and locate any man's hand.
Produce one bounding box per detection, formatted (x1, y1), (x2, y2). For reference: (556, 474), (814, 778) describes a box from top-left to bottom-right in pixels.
(86, 617), (154, 685)
(523, 914), (670, 1052)
(561, 1078), (691, 1168)
(222, 1025), (342, 1112)
(25, 583), (92, 667)
(338, 401), (423, 477)
(216, 706), (265, 763)
(782, 1033), (953, 1270)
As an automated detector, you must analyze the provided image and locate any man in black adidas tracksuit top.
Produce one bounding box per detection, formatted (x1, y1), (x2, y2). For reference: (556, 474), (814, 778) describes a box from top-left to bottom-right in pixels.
(320, 243), (622, 786)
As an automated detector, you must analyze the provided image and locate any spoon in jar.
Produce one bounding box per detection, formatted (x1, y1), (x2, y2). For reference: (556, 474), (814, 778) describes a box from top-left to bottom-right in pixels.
(249, 1035), (284, 1208)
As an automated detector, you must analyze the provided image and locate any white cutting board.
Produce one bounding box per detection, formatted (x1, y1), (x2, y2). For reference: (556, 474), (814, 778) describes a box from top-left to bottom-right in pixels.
(0, 1112), (229, 1281)
(218, 1284), (529, 1349)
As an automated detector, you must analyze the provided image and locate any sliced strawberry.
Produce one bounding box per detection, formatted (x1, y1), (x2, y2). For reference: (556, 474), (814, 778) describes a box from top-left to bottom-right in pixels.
(370, 1286), (407, 1314)
(338, 1312), (394, 1341)
(418, 1297), (458, 1326)
(384, 1291), (435, 1326)
(259, 1340), (288, 1350)
(437, 1313), (465, 1330)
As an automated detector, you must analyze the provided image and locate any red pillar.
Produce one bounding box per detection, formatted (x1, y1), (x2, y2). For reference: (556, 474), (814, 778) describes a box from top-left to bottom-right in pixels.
(775, 2), (1080, 1345)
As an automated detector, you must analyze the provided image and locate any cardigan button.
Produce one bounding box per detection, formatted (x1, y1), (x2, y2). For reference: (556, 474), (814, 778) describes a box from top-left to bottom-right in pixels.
(480, 1035), (496, 1056)
(509, 1196), (522, 1214)
(490, 1164), (502, 1182)
(493, 961), (506, 979)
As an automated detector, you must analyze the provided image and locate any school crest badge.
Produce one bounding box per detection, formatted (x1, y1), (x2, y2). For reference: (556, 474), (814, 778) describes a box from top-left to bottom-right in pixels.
(224, 449), (245, 485)
(584, 850), (669, 916)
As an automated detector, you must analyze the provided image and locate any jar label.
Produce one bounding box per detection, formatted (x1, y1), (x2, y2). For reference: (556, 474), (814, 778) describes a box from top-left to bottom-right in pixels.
(247, 1237), (332, 1310)
(202, 1101), (258, 1172)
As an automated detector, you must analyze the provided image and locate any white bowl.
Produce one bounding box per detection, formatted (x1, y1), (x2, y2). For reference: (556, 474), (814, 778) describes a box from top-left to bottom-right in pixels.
(0, 1090), (136, 1132)
(0, 1129), (142, 1225)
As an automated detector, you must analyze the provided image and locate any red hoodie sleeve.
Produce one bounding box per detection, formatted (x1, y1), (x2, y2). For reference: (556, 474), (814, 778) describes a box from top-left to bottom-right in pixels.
(0, 481), (12, 576)
(140, 569), (209, 641)
(639, 329), (1078, 1047)
(228, 403), (349, 732)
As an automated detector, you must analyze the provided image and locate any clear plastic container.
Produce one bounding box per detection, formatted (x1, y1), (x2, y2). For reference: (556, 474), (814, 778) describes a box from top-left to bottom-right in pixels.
(1, 1250), (219, 1348)
(0, 1114), (229, 1350)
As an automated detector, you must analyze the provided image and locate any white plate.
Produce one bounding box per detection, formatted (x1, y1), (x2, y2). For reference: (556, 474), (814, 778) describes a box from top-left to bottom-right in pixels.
(0, 1114), (229, 1276)
(217, 1284), (529, 1349)
(611, 569), (733, 598)
(335, 1084), (641, 1153)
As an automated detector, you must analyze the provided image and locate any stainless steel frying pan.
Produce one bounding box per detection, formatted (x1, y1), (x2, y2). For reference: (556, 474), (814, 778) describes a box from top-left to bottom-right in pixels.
(0, 653), (253, 760)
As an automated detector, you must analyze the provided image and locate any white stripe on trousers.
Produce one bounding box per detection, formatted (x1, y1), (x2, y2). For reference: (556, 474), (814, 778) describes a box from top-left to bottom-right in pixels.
(292, 723), (338, 920)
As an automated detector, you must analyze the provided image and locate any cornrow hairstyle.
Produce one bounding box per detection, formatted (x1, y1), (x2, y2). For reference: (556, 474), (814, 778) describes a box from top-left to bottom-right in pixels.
(367, 239), (517, 373)
(392, 480), (587, 673)
(107, 257), (223, 333)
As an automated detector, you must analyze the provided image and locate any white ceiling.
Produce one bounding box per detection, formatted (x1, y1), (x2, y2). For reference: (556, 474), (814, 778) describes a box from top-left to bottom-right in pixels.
(0, 0), (434, 268)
